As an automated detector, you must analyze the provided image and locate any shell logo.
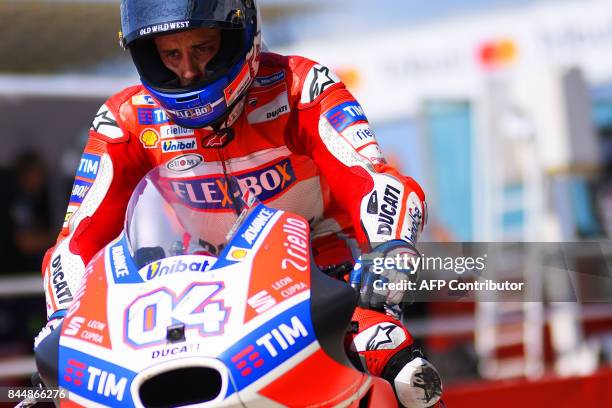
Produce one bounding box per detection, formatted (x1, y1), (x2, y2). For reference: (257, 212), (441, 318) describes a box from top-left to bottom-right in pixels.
(231, 249), (248, 259)
(140, 129), (160, 148)
(478, 39), (518, 69)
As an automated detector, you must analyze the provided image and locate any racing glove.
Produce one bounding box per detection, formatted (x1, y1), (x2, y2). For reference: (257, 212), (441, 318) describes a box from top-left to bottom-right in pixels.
(33, 309), (66, 350)
(350, 240), (420, 318)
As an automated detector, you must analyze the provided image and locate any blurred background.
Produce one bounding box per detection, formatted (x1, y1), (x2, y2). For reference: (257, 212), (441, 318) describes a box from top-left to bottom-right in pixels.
(1, 0), (612, 406)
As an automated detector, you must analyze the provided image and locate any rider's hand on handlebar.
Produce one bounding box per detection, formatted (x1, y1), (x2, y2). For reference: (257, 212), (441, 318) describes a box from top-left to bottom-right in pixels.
(34, 310), (66, 350)
(350, 240), (420, 319)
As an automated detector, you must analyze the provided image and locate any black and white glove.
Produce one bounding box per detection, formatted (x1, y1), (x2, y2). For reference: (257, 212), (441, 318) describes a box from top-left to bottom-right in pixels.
(34, 310), (66, 350)
(351, 240), (420, 318)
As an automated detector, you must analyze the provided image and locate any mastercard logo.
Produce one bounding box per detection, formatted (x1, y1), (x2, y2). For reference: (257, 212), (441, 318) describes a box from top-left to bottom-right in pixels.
(478, 39), (518, 69)
(140, 129), (160, 148)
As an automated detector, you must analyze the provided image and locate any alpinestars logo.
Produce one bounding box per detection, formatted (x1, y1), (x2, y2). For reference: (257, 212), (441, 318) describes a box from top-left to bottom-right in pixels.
(309, 66), (336, 102)
(202, 129), (234, 148)
(301, 64), (339, 104)
(90, 104), (123, 139)
(366, 324), (398, 351)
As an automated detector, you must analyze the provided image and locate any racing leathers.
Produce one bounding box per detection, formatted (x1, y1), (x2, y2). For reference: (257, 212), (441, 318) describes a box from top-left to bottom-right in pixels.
(42, 52), (438, 407)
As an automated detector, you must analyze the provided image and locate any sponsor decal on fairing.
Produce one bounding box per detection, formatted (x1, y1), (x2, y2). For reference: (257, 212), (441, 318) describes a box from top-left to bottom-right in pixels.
(225, 246), (251, 261)
(213, 205), (280, 269)
(109, 237), (141, 284)
(271, 276), (308, 299)
(220, 299), (315, 393)
(124, 282), (229, 348)
(59, 347), (135, 406)
(280, 216), (310, 273)
(150, 342), (201, 360)
(247, 290), (278, 314)
(140, 255), (215, 281)
(63, 316), (107, 346)
(240, 207), (276, 245)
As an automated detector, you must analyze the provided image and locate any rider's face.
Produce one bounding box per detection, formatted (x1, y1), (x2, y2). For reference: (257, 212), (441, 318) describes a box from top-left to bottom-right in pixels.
(154, 28), (221, 87)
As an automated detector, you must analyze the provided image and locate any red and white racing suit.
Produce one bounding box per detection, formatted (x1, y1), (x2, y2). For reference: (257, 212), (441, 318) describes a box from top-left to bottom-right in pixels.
(42, 52), (431, 405)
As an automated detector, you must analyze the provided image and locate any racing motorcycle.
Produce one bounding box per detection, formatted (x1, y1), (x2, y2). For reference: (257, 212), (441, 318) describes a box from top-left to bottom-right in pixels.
(30, 162), (398, 407)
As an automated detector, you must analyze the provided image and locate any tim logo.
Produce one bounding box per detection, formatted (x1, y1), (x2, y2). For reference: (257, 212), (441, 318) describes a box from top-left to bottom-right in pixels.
(138, 108), (170, 125)
(76, 153), (101, 179)
(169, 157), (295, 210)
(64, 359), (86, 386)
(324, 102), (368, 133)
(63, 359), (128, 402)
(231, 344), (265, 377)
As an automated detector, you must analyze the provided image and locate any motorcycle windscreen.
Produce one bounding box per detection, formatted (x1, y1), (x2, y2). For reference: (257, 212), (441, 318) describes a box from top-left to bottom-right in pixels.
(124, 163), (252, 267)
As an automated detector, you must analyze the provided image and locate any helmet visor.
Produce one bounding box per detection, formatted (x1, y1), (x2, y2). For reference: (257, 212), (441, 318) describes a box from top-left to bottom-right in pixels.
(121, 0), (252, 44)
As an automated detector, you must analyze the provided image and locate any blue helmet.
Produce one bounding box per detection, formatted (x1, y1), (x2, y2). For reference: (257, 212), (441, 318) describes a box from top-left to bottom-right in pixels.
(120, 0), (262, 129)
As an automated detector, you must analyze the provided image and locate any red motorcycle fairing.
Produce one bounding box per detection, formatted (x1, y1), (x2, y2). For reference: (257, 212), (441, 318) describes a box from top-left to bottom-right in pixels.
(38, 191), (397, 407)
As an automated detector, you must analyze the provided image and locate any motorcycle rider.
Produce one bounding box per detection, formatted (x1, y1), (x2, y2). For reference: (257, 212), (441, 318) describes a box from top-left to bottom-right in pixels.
(37, 1), (442, 406)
